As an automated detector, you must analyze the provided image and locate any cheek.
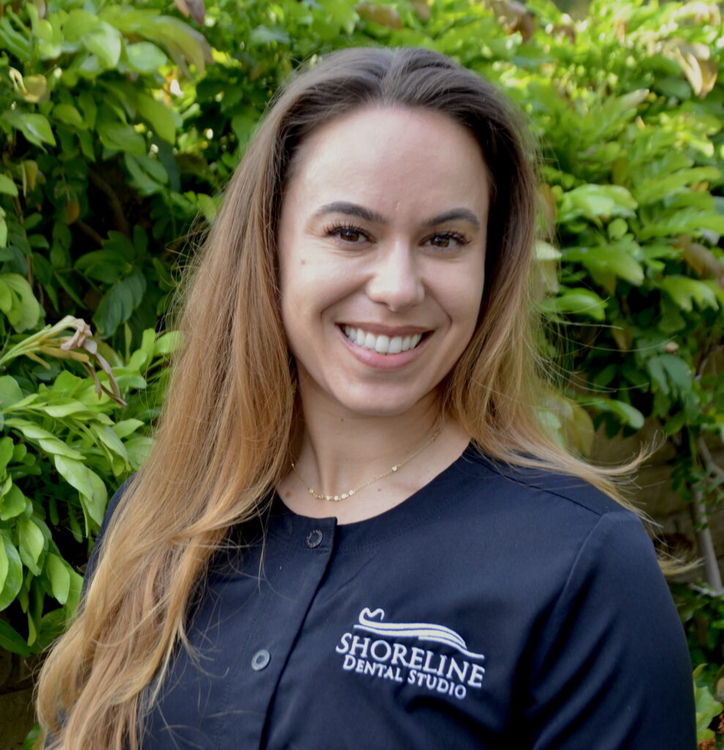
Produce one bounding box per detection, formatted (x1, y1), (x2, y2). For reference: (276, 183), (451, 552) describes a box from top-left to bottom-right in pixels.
(442, 268), (485, 335)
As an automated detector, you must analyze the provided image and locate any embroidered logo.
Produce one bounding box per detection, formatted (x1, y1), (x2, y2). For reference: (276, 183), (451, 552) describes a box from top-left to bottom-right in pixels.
(335, 608), (486, 701)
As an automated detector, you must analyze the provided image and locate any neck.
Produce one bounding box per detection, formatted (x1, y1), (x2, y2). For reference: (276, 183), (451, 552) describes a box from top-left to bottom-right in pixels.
(288, 378), (466, 501)
(299, 405), (440, 493)
(278, 382), (471, 523)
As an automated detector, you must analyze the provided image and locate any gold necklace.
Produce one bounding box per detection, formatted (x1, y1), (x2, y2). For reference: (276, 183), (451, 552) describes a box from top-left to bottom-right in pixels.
(290, 427), (442, 502)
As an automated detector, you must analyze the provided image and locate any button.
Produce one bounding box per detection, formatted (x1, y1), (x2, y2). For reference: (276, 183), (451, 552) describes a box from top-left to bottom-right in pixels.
(251, 649), (271, 671)
(306, 529), (323, 548)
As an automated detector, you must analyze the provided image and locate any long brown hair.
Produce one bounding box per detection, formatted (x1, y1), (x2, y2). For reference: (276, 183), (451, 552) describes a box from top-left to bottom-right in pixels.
(36, 46), (646, 749)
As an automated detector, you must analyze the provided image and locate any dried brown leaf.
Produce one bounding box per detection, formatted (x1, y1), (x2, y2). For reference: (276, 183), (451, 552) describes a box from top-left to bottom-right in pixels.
(174, 0), (205, 26)
(680, 240), (724, 286)
(355, 3), (404, 29)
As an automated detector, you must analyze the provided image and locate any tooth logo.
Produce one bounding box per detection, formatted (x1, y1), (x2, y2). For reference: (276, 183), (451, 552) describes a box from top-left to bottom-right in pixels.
(354, 607), (486, 660)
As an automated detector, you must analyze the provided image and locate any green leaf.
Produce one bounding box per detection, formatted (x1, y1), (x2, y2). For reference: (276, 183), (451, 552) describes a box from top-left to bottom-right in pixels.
(65, 567), (83, 615)
(53, 456), (107, 526)
(1, 111), (56, 147)
(95, 269), (147, 337)
(112, 419), (145, 439)
(145, 15), (210, 74)
(660, 276), (718, 312)
(640, 208), (724, 240)
(137, 94), (176, 143)
(0, 484), (29, 521)
(126, 42), (168, 72)
(5, 419), (84, 459)
(154, 330), (182, 355)
(231, 112), (259, 151)
(40, 399), (94, 418)
(62, 8), (99, 42)
(587, 398), (645, 429)
(542, 289), (607, 321)
(46, 554), (70, 605)
(2, 273), (42, 331)
(18, 517), (45, 575)
(647, 356), (669, 395)
(0, 538), (7, 592)
(35, 609), (67, 651)
(0, 376), (24, 409)
(249, 25), (291, 45)
(635, 167), (721, 206)
(564, 245), (644, 289)
(75, 250), (130, 284)
(124, 153), (165, 195)
(77, 91), (98, 130)
(695, 680), (723, 735)
(0, 619), (30, 657)
(91, 424), (129, 461)
(125, 435), (153, 468)
(0, 277), (11, 312)
(0, 436), (13, 469)
(659, 353), (692, 396)
(559, 185), (637, 223)
(83, 21), (122, 68)
(52, 103), (85, 129)
(97, 121), (146, 155)
(0, 539), (22, 610)
(0, 174), (18, 197)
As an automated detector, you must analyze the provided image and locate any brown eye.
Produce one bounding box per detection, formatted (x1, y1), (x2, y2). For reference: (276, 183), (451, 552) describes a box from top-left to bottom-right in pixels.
(427, 232), (469, 250)
(339, 229), (363, 243)
(324, 223), (370, 245)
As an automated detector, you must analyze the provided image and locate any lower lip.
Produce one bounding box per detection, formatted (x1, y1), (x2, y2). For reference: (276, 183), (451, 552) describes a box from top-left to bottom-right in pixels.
(337, 326), (431, 370)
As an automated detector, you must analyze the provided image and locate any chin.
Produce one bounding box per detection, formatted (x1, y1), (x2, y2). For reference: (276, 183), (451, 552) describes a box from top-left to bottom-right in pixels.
(333, 388), (433, 419)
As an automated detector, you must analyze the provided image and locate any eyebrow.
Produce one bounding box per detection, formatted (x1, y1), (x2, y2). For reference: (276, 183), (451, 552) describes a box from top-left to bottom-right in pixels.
(312, 201), (482, 230)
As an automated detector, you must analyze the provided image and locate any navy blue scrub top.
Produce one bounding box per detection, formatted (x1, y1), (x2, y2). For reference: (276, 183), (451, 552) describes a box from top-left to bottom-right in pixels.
(90, 444), (696, 749)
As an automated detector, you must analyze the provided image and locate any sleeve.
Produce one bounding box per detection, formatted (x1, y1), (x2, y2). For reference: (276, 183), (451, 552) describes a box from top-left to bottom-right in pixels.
(80, 474), (135, 598)
(523, 511), (696, 750)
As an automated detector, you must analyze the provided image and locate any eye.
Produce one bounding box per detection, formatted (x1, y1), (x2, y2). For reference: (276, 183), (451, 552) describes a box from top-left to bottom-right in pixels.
(324, 223), (371, 245)
(425, 231), (471, 250)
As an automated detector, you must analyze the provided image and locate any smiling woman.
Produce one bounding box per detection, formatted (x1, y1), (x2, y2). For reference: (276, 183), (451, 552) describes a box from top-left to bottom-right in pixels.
(35, 47), (696, 749)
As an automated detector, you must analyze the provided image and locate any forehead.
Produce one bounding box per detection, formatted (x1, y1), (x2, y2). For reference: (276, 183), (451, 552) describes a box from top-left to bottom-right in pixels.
(284, 106), (490, 218)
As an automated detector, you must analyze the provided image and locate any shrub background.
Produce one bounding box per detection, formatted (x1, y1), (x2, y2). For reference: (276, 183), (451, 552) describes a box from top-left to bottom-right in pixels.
(0, 0), (723, 745)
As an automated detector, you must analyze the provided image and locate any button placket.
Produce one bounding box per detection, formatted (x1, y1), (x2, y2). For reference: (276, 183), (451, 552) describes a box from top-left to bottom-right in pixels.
(222, 515), (337, 748)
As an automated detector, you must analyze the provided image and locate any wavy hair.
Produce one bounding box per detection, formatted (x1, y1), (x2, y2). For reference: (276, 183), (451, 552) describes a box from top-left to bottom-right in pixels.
(36, 46), (650, 749)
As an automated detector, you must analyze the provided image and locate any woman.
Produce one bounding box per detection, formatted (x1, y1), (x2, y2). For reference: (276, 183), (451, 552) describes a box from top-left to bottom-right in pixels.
(36, 47), (696, 749)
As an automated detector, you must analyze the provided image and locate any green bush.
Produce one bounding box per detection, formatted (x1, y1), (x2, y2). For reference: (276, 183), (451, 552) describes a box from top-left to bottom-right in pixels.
(0, 0), (722, 740)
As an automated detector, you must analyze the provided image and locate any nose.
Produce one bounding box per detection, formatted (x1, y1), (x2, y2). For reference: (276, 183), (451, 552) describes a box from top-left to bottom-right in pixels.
(365, 242), (425, 312)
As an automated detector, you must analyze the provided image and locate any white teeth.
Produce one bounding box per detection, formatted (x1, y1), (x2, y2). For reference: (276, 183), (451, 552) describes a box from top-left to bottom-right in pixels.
(341, 326), (425, 354)
(374, 335), (390, 353)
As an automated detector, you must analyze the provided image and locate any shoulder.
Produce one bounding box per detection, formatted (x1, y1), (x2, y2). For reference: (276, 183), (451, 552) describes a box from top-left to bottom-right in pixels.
(453, 444), (628, 517)
(441, 445), (658, 578)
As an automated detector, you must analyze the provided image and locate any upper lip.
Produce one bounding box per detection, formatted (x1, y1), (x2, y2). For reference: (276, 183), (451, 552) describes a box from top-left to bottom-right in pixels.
(339, 322), (431, 336)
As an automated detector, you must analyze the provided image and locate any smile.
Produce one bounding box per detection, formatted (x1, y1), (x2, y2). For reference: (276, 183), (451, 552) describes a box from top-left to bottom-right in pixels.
(342, 325), (425, 355)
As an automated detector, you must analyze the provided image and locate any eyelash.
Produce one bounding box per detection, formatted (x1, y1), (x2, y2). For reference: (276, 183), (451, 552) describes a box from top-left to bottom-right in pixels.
(322, 223), (471, 250)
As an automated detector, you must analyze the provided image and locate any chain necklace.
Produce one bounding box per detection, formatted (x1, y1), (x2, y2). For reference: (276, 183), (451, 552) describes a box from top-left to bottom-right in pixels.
(290, 426), (442, 502)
